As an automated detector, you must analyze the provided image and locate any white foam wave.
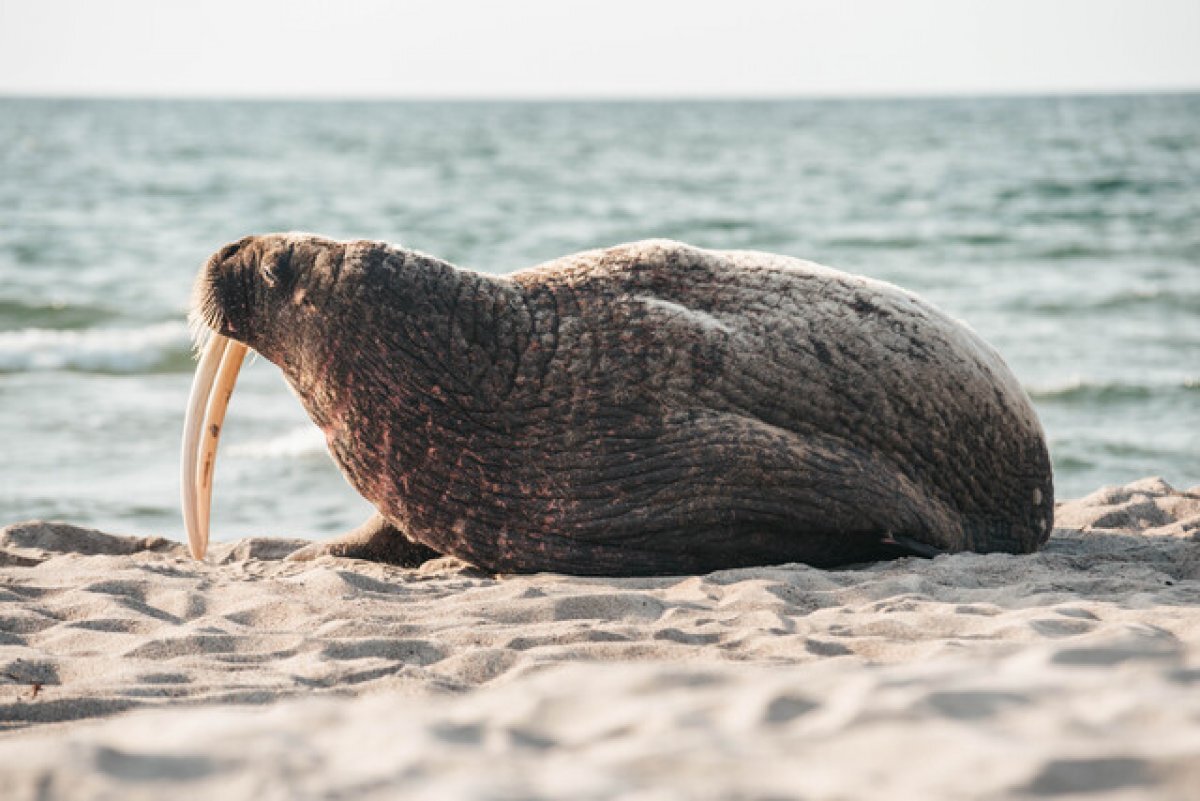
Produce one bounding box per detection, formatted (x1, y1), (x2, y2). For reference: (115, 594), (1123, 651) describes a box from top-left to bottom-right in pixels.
(228, 426), (328, 459)
(1026, 375), (1198, 402)
(0, 322), (189, 373)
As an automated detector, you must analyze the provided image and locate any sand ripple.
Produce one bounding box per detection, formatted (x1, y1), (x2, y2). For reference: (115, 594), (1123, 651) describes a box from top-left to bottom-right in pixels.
(0, 478), (1197, 799)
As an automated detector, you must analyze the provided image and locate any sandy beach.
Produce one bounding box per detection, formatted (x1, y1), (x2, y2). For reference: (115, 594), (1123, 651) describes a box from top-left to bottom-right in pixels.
(3, 3), (1197, 798)
(0, 476), (1197, 799)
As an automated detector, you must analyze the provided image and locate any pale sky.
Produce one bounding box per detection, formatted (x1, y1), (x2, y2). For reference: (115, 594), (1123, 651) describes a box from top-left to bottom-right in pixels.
(1, 0), (1197, 98)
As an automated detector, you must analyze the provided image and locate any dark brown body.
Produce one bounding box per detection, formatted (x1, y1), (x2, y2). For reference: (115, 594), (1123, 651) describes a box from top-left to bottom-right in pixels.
(194, 235), (1054, 575)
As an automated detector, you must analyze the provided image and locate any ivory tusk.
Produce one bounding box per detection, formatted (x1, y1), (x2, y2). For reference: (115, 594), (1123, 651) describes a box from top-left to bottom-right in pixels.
(181, 335), (247, 559)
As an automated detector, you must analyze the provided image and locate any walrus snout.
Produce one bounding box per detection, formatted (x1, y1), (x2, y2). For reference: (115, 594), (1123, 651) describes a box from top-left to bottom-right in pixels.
(190, 235), (258, 341)
(191, 233), (323, 345)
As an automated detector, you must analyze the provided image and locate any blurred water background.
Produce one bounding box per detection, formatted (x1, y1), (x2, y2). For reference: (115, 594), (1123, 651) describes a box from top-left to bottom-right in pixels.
(0, 95), (1197, 542)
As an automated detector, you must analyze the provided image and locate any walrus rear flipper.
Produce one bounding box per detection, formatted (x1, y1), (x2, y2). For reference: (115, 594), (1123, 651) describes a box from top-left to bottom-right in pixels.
(286, 513), (442, 566)
(527, 412), (969, 575)
(882, 534), (947, 558)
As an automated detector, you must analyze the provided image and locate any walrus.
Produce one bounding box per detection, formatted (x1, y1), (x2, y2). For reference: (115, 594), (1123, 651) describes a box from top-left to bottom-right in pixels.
(182, 234), (1054, 575)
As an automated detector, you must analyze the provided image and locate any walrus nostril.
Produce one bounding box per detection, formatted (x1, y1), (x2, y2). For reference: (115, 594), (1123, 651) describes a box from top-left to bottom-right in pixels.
(215, 241), (243, 264)
(211, 236), (259, 270)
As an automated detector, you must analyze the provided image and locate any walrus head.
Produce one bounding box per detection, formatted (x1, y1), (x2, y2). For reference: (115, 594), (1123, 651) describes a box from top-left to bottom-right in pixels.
(184, 231), (525, 563)
(182, 233), (352, 559)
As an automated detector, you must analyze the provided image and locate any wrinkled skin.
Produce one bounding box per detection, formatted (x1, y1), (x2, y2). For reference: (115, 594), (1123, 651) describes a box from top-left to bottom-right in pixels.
(192, 234), (1054, 575)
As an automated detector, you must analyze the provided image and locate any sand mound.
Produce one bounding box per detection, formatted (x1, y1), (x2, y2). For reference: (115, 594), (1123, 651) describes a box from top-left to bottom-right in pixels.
(0, 479), (1197, 799)
(1054, 476), (1200, 538)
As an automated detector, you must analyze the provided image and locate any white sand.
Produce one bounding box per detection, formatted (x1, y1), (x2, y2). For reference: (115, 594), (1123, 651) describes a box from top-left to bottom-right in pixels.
(1, 477), (1197, 800)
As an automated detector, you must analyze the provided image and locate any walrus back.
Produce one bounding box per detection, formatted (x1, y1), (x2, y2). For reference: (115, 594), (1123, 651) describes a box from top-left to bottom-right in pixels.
(512, 240), (1054, 563)
(297, 237), (1054, 574)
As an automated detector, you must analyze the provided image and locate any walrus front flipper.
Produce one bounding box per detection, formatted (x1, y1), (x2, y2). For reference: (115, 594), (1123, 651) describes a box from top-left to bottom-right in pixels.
(502, 411), (970, 576)
(286, 513), (442, 567)
(882, 534), (947, 558)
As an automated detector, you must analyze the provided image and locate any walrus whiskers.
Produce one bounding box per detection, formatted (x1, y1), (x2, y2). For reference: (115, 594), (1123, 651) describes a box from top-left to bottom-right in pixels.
(181, 333), (247, 559)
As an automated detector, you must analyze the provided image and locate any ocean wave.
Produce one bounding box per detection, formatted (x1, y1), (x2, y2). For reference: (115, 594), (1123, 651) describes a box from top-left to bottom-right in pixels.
(945, 232), (1011, 246)
(0, 298), (119, 330)
(1094, 288), (1199, 312)
(1030, 243), (1112, 260)
(1011, 288), (1200, 315)
(826, 232), (1012, 249)
(823, 235), (924, 250)
(1028, 378), (1199, 403)
(1026, 177), (1154, 198)
(0, 321), (191, 373)
(228, 426), (328, 460)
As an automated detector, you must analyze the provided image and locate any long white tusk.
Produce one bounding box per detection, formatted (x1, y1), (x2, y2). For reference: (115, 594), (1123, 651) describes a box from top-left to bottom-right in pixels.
(196, 340), (247, 552)
(181, 334), (247, 559)
(182, 336), (227, 559)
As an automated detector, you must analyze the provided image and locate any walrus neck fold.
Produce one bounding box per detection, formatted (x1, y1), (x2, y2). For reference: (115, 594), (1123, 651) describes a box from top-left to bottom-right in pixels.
(287, 252), (529, 409)
(272, 248), (533, 513)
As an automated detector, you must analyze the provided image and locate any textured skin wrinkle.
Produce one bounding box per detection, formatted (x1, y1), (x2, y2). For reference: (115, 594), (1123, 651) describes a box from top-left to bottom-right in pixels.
(194, 234), (1054, 576)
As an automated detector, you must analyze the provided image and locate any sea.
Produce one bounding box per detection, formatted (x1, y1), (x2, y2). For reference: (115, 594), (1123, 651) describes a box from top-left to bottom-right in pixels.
(1, 95), (1197, 543)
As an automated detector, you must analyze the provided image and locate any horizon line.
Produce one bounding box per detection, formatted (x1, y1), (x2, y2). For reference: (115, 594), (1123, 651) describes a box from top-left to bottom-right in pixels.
(2, 86), (1199, 104)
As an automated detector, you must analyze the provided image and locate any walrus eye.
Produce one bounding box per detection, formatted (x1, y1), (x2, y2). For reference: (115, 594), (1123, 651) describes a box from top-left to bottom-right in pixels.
(262, 246), (295, 291)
